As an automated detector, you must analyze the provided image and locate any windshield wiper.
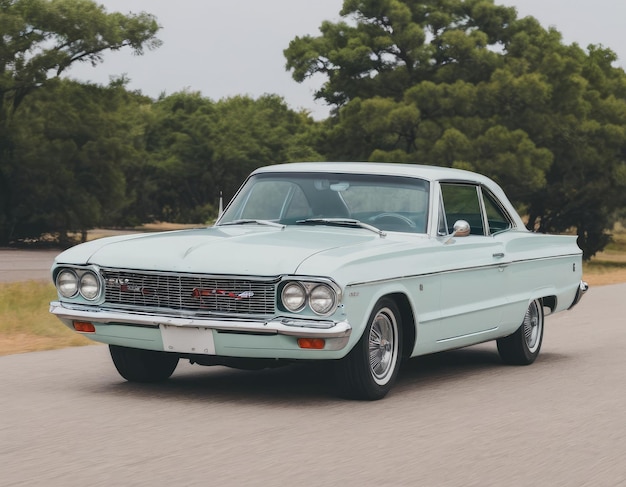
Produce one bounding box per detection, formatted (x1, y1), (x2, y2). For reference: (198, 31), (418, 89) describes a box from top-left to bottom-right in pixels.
(296, 218), (386, 237)
(220, 219), (285, 229)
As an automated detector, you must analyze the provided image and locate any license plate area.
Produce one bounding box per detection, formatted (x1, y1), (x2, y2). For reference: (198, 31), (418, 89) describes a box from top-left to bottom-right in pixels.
(160, 325), (216, 355)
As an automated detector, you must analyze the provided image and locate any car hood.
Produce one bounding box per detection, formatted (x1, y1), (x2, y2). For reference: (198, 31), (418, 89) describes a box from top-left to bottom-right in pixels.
(54, 226), (417, 278)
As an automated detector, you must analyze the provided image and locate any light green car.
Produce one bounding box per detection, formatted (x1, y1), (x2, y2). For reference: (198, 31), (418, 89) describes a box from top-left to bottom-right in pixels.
(50, 162), (587, 400)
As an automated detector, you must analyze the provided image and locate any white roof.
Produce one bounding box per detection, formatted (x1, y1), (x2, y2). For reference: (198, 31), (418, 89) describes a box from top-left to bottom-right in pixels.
(253, 162), (496, 185)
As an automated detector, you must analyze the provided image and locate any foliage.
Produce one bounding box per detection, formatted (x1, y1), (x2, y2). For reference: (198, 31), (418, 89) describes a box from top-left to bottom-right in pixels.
(0, 0), (160, 112)
(141, 92), (322, 222)
(0, 0), (161, 244)
(284, 0), (626, 258)
(7, 79), (151, 243)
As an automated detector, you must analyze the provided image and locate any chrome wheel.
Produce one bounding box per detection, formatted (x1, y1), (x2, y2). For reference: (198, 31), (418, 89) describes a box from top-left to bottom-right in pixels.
(369, 308), (398, 385)
(335, 298), (403, 400)
(523, 300), (542, 353)
(497, 298), (544, 365)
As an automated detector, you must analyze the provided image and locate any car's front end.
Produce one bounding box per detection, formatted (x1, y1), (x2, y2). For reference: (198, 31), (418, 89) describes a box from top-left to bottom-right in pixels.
(50, 270), (352, 361)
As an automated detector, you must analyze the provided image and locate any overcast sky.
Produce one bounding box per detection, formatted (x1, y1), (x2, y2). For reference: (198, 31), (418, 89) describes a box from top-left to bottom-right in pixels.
(66, 0), (626, 119)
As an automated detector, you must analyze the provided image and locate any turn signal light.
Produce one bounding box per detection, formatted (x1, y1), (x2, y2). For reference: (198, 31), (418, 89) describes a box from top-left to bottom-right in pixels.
(73, 321), (96, 333)
(297, 338), (325, 349)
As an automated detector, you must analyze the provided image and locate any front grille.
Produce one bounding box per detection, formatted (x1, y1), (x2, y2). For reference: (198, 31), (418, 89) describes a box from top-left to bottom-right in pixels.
(101, 269), (277, 316)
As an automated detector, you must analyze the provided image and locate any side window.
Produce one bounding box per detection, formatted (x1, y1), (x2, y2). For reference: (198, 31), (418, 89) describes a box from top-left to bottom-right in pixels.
(440, 184), (485, 235)
(483, 190), (512, 234)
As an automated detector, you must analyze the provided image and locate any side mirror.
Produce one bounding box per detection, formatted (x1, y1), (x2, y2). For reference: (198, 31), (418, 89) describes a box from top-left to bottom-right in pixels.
(444, 220), (470, 244)
(452, 220), (470, 237)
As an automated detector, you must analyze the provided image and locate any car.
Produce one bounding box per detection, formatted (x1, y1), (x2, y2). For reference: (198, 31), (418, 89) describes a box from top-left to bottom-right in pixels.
(50, 162), (588, 400)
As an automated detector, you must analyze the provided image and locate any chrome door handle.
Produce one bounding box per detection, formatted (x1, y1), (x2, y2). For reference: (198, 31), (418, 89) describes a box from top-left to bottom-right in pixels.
(492, 252), (505, 258)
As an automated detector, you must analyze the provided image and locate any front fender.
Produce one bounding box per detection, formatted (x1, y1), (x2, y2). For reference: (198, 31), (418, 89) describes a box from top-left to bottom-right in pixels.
(341, 275), (440, 354)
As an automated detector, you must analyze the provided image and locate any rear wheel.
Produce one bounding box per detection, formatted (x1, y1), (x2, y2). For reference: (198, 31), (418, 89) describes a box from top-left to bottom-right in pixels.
(335, 298), (402, 400)
(109, 345), (179, 382)
(497, 299), (544, 365)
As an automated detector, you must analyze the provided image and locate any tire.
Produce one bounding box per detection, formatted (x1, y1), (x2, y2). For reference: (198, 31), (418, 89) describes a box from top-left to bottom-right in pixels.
(335, 298), (403, 400)
(109, 345), (179, 382)
(497, 298), (544, 365)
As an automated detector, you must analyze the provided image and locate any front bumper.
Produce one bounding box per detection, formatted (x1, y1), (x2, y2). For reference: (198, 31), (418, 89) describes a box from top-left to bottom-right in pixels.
(49, 301), (352, 352)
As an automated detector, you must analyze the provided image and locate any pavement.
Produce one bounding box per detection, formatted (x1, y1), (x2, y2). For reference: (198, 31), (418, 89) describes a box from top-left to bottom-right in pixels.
(0, 248), (60, 282)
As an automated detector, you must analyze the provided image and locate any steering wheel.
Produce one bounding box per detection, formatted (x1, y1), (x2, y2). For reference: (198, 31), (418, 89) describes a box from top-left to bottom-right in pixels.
(370, 212), (416, 228)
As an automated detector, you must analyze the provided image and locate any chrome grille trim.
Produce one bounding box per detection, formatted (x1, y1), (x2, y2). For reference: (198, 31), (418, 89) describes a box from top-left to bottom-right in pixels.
(100, 268), (278, 316)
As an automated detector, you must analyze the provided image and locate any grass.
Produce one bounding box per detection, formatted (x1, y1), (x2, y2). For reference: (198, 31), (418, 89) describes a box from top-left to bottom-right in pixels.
(1, 229), (625, 356)
(0, 281), (93, 356)
(582, 230), (626, 286)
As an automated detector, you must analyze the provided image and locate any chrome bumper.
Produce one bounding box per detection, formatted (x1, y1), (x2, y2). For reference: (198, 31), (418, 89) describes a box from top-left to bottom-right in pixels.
(49, 301), (352, 340)
(568, 281), (589, 310)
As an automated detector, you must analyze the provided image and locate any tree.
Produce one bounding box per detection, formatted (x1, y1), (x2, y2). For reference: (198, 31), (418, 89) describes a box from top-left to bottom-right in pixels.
(142, 92), (322, 223)
(285, 0), (626, 258)
(8, 78), (152, 244)
(0, 0), (161, 244)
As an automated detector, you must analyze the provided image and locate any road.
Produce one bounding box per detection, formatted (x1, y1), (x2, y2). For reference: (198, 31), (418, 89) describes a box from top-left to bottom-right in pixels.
(1, 282), (625, 486)
(0, 248), (59, 282)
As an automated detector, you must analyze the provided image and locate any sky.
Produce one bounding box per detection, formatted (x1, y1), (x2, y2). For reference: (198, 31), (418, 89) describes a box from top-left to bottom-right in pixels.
(65, 0), (626, 120)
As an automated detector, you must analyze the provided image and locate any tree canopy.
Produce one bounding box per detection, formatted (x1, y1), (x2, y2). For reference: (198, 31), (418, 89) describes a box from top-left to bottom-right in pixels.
(3, 80), (321, 243)
(0, 0), (161, 244)
(139, 91), (322, 223)
(285, 0), (626, 258)
(7, 79), (151, 243)
(0, 0), (160, 113)
(1, 0), (625, 259)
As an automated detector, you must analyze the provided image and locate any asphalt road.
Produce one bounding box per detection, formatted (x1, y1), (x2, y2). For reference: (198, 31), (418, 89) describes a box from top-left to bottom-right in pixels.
(1, 279), (625, 486)
(0, 248), (59, 282)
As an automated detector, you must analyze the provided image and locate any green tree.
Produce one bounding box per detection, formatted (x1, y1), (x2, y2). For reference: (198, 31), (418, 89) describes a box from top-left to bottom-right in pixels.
(143, 92), (321, 223)
(8, 78), (152, 244)
(0, 0), (160, 244)
(285, 0), (626, 258)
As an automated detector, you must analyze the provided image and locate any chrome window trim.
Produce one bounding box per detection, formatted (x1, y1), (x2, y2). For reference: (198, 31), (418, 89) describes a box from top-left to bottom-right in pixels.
(476, 185), (489, 236)
(480, 185), (516, 234)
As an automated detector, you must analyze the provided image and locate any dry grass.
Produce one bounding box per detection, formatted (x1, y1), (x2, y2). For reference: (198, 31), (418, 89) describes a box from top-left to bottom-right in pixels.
(0, 281), (93, 356)
(583, 230), (626, 286)
(583, 267), (626, 287)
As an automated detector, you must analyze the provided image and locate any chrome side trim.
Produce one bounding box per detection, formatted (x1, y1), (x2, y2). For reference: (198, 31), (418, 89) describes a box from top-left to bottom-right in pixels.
(436, 326), (499, 344)
(49, 301), (351, 340)
(347, 253), (582, 287)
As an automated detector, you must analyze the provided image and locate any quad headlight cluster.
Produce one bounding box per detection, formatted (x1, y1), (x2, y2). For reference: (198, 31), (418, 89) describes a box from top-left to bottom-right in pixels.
(55, 268), (101, 301)
(280, 280), (340, 316)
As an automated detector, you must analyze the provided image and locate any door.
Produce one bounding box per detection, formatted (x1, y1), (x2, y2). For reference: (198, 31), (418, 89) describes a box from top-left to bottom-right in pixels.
(434, 183), (511, 348)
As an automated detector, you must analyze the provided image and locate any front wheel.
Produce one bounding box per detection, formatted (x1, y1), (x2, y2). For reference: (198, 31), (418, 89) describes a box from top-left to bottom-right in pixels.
(497, 299), (544, 365)
(109, 345), (179, 382)
(335, 298), (403, 400)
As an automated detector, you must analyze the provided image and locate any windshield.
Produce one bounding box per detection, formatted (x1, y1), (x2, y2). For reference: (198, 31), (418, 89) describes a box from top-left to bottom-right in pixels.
(218, 172), (430, 233)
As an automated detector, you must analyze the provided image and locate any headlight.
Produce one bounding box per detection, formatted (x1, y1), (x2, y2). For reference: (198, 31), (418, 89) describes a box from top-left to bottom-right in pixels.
(56, 270), (78, 298)
(281, 282), (306, 312)
(79, 271), (100, 300)
(309, 284), (336, 315)
(280, 279), (341, 316)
